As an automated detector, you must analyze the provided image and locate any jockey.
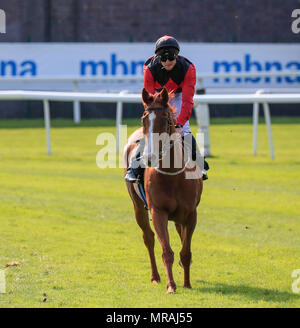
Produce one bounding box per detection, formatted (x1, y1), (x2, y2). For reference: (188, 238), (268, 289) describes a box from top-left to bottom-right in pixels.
(125, 35), (209, 183)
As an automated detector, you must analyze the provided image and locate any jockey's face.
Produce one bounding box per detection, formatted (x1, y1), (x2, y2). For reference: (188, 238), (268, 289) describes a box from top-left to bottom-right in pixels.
(161, 58), (176, 71)
(158, 47), (178, 71)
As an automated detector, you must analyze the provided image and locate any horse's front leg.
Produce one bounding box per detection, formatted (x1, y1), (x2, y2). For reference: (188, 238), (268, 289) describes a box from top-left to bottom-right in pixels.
(151, 209), (176, 293)
(180, 210), (197, 289)
(133, 204), (160, 284)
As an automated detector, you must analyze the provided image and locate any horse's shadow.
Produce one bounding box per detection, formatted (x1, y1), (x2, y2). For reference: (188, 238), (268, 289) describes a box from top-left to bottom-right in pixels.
(194, 280), (299, 304)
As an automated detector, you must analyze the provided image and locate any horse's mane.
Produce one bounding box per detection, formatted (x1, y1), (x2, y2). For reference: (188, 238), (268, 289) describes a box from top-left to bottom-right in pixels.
(166, 92), (176, 116)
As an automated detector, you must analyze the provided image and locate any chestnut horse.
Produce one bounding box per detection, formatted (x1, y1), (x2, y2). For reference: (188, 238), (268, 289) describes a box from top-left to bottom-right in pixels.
(124, 87), (203, 293)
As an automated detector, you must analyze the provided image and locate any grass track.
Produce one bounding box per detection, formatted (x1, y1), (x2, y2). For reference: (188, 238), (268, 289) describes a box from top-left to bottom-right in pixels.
(0, 117), (300, 308)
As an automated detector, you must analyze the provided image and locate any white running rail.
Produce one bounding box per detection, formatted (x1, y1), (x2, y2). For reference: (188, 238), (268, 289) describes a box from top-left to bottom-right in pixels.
(1, 71), (300, 124)
(0, 90), (299, 158)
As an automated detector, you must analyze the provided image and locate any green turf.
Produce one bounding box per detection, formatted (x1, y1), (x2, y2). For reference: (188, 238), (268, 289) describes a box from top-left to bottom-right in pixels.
(0, 117), (300, 308)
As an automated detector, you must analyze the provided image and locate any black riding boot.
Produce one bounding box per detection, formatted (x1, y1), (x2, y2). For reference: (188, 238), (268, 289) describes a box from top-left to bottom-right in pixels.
(125, 167), (140, 183)
(124, 139), (145, 184)
(125, 165), (146, 183)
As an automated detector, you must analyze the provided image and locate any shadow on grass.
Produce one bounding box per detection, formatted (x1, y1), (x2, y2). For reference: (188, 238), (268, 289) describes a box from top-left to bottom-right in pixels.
(195, 280), (300, 304)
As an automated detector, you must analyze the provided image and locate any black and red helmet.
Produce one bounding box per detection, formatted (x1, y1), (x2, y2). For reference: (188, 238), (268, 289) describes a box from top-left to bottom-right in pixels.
(154, 35), (180, 54)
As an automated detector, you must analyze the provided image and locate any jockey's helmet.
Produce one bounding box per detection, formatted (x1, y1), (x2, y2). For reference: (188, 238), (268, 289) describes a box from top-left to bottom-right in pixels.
(155, 35), (180, 54)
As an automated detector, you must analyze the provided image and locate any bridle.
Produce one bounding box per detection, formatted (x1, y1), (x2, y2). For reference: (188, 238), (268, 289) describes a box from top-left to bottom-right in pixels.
(144, 107), (191, 176)
(145, 107), (173, 135)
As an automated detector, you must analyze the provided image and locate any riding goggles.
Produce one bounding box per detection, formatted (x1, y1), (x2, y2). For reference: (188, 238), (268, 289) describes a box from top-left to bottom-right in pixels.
(158, 48), (178, 62)
(160, 52), (177, 62)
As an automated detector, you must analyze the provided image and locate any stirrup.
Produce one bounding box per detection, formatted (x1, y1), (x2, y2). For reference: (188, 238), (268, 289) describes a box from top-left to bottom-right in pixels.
(124, 168), (141, 183)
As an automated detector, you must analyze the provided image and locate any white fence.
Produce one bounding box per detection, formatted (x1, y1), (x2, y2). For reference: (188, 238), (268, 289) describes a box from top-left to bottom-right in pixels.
(0, 71), (299, 158)
(1, 71), (299, 124)
(0, 89), (300, 159)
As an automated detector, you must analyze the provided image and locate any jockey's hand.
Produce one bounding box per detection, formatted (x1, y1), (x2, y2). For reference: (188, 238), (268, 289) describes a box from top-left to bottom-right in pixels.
(175, 124), (183, 136)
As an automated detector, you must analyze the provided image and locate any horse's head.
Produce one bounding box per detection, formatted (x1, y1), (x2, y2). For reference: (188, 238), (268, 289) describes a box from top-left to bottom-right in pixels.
(141, 87), (175, 167)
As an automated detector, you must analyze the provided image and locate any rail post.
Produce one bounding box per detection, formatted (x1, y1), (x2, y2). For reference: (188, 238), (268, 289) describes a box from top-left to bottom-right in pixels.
(43, 99), (51, 156)
(263, 102), (275, 160)
(253, 89), (264, 156)
(73, 80), (81, 124)
(194, 88), (211, 157)
(116, 90), (128, 154)
(252, 89), (275, 160)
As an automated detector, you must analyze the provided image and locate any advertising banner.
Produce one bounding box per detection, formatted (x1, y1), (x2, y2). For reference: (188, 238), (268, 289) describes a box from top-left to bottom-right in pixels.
(0, 43), (299, 90)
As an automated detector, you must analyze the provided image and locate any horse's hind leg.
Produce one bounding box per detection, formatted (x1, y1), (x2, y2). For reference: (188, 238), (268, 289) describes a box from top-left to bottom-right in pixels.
(175, 223), (184, 267)
(134, 204), (160, 284)
(152, 210), (176, 293)
(180, 211), (197, 289)
(175, 223), (183, 242)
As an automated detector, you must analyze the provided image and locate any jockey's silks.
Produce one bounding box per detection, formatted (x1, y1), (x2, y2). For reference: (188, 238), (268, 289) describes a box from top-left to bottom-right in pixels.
(143, 55), (196, 127)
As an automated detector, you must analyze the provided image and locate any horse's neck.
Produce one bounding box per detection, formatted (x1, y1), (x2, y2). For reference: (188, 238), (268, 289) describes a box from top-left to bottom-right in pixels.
(159, 137), (185, 172)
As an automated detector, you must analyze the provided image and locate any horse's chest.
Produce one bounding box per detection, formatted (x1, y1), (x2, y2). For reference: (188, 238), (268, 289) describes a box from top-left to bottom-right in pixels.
(146, 181), (194, 213)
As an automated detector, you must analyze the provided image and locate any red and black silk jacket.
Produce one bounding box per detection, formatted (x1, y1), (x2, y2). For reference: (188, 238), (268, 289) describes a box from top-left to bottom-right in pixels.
(143, 55), (196, 127)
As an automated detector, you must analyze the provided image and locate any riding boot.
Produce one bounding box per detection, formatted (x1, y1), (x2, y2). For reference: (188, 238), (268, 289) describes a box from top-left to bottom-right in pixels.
(124, 167), (141, 183)
(183, 133), (209, 180)
(124, 138), (146, 184)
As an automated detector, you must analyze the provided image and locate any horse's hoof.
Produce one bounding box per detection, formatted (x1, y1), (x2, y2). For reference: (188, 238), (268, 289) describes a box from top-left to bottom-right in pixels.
(167, 285), (176, 294)
(151, 275), (160, 285)
(151, 274), (160, 284)
(167, 286), (176, 294)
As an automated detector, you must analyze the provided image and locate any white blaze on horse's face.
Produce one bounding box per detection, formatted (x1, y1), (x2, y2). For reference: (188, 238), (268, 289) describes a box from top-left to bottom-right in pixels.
(144, 111), (158, 167)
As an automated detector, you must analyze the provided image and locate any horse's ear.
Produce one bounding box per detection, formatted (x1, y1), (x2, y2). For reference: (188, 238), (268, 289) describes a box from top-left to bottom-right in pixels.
(160, 87), (169, 106)
(142, 88), (154, 106)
